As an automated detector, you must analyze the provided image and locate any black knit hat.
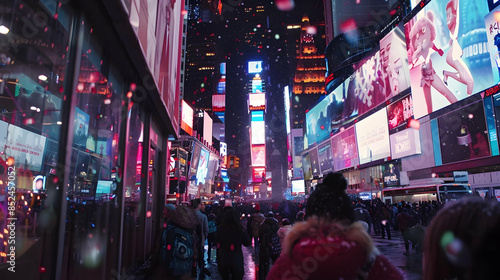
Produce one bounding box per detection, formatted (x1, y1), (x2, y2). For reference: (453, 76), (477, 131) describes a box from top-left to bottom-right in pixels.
(305, 172), (354, 223)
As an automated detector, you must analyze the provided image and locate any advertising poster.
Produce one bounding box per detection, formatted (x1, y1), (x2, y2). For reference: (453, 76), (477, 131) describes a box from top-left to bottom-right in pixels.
(301, 152), (312, 181)
(251, 121), (265, 144)
(306, 92), (343, 147)
(252, 166), (266, 182)
(405, 0), (494, 119)
(5, 124), (47, 172)
(317, 140), (334, 175)
(332, 126), (359, 171)
(390, 128), (422, 159)
(484, 95), (499, 156)
(196, 147), (210, 186)
(383, 162), (400, 187)
(248, 61), (263, 73)
(252, 79), (263, 93)
(484, 5), (500, 86)
(291, 180), (305, 194)
(178, 148), (188, 180)
(437, 101), (491, 164)
(355, 108), (391, 165)
(249, 93), (266, 111)
(74, 107), (90, 149)
(293, 136), (304, 179)
(309, 147), (320, 177)
(251, 145), (266, 166)
(181, 100), (194, 135)
(387, 94), (414, 131)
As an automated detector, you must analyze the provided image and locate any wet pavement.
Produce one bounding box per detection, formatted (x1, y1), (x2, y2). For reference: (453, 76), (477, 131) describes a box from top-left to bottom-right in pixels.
(204, 229), (423, 280)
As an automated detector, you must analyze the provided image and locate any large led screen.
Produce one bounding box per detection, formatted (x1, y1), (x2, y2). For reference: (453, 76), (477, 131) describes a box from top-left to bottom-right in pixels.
(248, 61), (263, 73)
(249, 93), (266, 110)
(251, 110), (264, 122)
(212, 94), (225, 111)
(293, 135), (304, 179)
(405, 0), (494, 119)
(387, 94), (414, 131)
(355, 108), (391, 164)
(252, 79), (263, 93)
(5, 124), (47, 172)
(437, 100), (491, 164)
(284, 86), (291, 134)
(252, 166), (266, 182)
(189, 142), (201, 179)
(195, 147), (210, 186)
(332, 126), (359, 170)
(317, 140), (334, 174)
(484, 5), (500, 84)
(251, 121), (266, 144)
(203, 111), (213, 146)
(309, 147), (320, 177)
(390, 128), (422, 159)
(181, 100), (194, 135)
(306, 92), (342, 147)
(301, 152), (312, 181)
(291, 179), (305, 194)
(251, 145), (266, 166)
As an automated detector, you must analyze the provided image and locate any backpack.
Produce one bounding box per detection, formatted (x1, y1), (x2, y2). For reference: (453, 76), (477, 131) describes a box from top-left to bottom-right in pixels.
(208, 220), (217, 234)
(269, 231), (281, 258)
(160, 224), (194, 277)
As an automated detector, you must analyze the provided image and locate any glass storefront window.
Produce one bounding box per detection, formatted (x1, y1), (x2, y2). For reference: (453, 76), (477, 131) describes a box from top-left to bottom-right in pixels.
(61, 18), (126, 279)
(0, 0), (72, 276)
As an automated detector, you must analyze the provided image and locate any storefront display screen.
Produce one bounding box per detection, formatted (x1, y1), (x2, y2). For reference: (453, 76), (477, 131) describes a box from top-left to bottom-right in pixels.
(405, 0), (494, 119)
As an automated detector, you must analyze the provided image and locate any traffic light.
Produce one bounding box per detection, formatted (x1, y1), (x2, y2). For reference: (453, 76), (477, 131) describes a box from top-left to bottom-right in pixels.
(233, 156), (239, 168)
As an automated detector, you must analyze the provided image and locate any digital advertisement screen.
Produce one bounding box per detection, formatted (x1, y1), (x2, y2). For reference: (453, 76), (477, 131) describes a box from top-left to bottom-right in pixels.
(203, 111), (213, 146)
(251, 145), (266, 166)
(5, 124), (47, 172)
(293, 135), (304, 179)
(74, 107), (90, 149)
(284, 86), (291, 134)
(301, 152), (312, 181)
(484, 5), (500, 84)
(291, 179), (305, 194)
(252, 79), (263, 93)
(249, 93), (266, 110)
(355, 108), (391, 165)
(181, 100), (194, 135)
(405, 0), (494, 119)
(317, 140), (334, 175)
(332, 126), (359, 171)
(387, 94), (414, 131)
(383, 162), (401, 187)
(96, 180), (113, 194)
(251, 121), (265, 144)
(309, 147), (320, 177)
(437, 100), (491, 164)
(252, 166), (266, 182)
(248, 61), (263, 73)
(251, 110), (264, 122)
(215, 111), (225, 123)
(492, 93), (500, 154)
(189, 142), (201, 180)
(390, 128), (422, 159)
(212, 94), (225, 111)
(196, 147), (210, 186)
(306, 93), (340, 147)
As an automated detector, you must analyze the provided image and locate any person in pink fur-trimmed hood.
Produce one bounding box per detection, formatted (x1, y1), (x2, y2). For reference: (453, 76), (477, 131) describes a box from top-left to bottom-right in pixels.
(267, 172), (403, 280)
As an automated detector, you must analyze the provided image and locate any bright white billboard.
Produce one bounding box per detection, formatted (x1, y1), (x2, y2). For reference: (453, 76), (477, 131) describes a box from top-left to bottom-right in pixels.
(5, 124), (47, 171)
(249, 93), (266, 111)
(248, 61), (263, 73)
(292, 179), (305, 194)
(203, 111), (213, 146)
(181, 100), (194, 135)
(390, 128), (422, 159)
(355, 108), (391, 164)
(251, 121), (265, 144)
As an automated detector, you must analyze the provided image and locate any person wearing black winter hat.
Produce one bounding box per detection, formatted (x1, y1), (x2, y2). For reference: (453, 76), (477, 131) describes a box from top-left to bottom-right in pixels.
(267, 172), (404, 280)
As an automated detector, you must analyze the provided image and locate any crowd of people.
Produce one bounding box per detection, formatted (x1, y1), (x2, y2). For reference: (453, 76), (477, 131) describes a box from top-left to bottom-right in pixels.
(150, 172), (500, 280)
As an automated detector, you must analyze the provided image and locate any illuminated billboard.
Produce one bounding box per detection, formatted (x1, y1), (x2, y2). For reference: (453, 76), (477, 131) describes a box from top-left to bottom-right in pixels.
(405, 0), (494, 119)
(5, 124), (47, 172)
(284, 86), (291, 134)
(203, 111), (213, 146)
(196, 147), (210, 186)
(220, 62), (226, 75)
(291, 179), (305, 194)
(251, 121), (265, 144)
(181, 100), (194, 135)
(215, 111), (225, 123)
(252, 166), (266, 182)
(390, 128), (422, 159)
(248, 61), (263, 73)
(355, 108), (391, 165)
(251, 145), (266, 166)
(212, 94), (225, 112)
(436, 100), (490, 165)
(317, 140), (334, 174)
(332, 126), (359, 171)
(387, 94), (414, 131)
(252, 79), (263, 93)
(309, 147), (320, 177)
(249, 93), (266, 111)
(301, 152), (312, 180)
(305, 93), (337, 147)
(251, 111), (264, 122)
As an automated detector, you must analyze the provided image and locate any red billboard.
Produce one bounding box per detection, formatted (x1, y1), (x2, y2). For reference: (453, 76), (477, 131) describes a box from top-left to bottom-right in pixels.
(251, 145), (266, 166)
(252, 167), (266, 182)
(387, 94), (414, 131)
